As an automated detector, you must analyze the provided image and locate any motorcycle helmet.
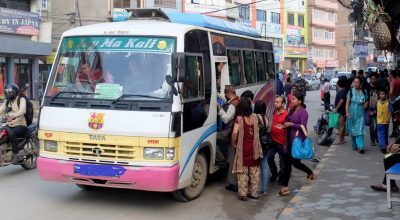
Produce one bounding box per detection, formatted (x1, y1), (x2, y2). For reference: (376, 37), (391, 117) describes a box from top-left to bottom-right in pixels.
(4, 84), (19, 100)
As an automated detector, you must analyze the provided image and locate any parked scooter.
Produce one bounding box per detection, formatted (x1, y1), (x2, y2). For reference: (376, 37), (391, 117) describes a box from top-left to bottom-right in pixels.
(314, 103), (334, 145)
(0, 107), (39, 169)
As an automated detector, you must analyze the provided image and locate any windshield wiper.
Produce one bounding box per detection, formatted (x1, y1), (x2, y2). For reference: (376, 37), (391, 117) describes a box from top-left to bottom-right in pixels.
(50, 91), (97, 101)
(112, 94), (164, 104)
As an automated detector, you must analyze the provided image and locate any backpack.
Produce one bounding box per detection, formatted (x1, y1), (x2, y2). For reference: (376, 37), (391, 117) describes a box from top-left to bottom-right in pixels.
(257, 115), (272, 151)
(6, 97), (34, 126)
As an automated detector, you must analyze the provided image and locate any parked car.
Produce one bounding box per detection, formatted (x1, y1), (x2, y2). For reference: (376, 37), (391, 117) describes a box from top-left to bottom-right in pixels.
(304, 74), (320, 91)
(330, 71), (351, 90)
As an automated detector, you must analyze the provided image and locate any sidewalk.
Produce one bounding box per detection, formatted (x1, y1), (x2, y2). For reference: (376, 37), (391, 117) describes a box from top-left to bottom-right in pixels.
(278, 136), (400, 220)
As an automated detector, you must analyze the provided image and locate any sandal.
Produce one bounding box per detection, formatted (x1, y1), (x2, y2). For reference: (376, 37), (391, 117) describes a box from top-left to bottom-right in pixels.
(307, 173), (316, 180)
(238, 196), (248, 201)
(332, 140), (344, 145)
(370, 184), (387, 192)
(248, 195), (260, 200)
(277, 190), (290, 197)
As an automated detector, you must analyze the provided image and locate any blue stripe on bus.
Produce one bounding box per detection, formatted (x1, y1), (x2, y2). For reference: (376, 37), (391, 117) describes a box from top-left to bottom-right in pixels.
(179, 123), (217, 178)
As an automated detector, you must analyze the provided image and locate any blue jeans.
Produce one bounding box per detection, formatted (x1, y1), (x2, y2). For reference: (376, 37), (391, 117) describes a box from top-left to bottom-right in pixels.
(260, 149), (270, 193)
(377, 124), (389, 149)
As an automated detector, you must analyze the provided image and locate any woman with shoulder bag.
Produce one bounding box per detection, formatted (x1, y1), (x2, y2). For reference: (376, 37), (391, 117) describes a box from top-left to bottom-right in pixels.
(280, 92), (315, 196)
(231, 97), (263, 201)
(254, 100), (271, 195)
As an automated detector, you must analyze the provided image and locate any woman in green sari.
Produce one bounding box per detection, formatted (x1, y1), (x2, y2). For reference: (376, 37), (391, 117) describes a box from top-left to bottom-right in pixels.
(346, 77), (369, 154)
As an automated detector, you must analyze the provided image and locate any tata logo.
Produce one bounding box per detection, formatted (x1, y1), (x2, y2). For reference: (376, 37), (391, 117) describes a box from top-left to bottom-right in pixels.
(89, 134), (106, 141)
(92, 147), (103, 156)
(89, 113), (104, 130)
(147, 139), (159, 145)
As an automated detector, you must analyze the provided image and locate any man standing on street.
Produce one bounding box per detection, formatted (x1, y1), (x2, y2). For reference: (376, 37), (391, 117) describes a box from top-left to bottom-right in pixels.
(217, 85), (240, 192)
(322, 78), (331, 110)
(368, 72), (379, 146)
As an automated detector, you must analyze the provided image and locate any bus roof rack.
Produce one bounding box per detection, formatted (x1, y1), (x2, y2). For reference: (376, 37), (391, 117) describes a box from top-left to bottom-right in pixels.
(124, 8), (170, 21)
(117, 9), (260, 38)
(165, 13), (261, 38)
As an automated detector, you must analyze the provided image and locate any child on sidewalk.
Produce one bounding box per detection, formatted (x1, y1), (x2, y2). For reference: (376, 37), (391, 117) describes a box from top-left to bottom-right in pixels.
(377, 89), (392, 154)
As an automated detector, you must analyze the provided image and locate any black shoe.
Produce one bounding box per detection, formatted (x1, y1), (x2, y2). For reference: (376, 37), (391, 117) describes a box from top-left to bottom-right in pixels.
(225, 184), (238, 192)
(358, 149), (365, 154)
(381, 148), (387, 154)
(11, 154), (21, 164)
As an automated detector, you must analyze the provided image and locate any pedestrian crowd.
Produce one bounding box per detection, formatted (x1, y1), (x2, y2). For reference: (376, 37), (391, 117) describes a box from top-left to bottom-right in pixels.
(217, 78), (314, 201)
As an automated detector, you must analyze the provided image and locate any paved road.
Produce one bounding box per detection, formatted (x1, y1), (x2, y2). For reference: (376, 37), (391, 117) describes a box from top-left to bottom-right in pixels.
(0, 89), (327, 220)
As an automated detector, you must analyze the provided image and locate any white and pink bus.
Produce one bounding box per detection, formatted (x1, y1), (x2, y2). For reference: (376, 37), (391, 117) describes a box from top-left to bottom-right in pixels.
(37, 9), (276, 201)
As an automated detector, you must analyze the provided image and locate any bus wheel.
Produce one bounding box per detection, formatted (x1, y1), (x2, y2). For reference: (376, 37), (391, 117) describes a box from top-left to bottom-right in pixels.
(172, 153), (208, 202)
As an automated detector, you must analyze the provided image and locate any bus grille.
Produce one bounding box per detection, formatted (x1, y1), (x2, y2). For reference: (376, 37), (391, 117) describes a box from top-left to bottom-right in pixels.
(62, 142), (138, 161)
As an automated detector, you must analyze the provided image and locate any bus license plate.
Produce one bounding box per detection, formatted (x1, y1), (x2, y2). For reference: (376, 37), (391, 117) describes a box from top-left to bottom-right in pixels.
(73, 164), (127, 178)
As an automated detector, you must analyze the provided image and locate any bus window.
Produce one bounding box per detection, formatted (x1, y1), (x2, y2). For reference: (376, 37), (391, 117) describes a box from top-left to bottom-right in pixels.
(227, 50), (241, 86)
(183, 56), (204, 100)
(243, 51), (255, 84)
(255, 52), (265, 82)
(266, 52), (275, 79)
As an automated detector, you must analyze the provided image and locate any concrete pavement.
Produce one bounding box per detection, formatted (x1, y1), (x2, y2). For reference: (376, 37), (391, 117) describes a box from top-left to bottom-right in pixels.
(278, 128), (400, 219)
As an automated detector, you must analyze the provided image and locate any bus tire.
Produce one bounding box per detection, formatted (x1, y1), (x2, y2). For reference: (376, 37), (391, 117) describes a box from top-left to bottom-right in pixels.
(172, 153), (208, 202)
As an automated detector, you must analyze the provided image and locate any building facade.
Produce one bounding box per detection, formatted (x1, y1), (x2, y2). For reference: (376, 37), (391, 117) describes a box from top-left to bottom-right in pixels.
(283, 0), (309, 72)
(255, 0), (284, 70)
(335, 4), (353, 71)
(308, 0), (338, 72)
(0, 0), (52, 100)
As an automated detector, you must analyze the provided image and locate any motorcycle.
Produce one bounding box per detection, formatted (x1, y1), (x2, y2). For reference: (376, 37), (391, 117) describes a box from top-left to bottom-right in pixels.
(314, 103), (334, 146)
(0, 107), (39, 169)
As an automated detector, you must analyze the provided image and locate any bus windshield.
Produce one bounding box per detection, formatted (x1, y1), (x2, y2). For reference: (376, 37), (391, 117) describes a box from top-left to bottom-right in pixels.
(45, 36), (176, 101)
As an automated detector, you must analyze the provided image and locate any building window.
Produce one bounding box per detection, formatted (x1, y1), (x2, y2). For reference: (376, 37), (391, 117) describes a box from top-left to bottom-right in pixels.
(154, 0), (176, 8)
(239, 4), (250, 20)
(257, 10), (266, 22)
(1, 0), (30, 11)
(113, 0), (130, 8)
(271, 12), (280, 24)
(41, 0), (48, 9)
(288, 13), (294, 26)
(298, 14), (304, 27)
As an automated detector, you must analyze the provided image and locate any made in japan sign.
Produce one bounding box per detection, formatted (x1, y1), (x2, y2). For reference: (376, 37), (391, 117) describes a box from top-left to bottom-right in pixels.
(0, 7), (40, 36)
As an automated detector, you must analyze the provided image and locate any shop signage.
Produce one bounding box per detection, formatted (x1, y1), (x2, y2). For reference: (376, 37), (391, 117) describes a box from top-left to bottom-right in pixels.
(316, 61), (325, 68)
(285, 46), (307, 57)
(0, 7), (40, 36)
(264, 23), (281, 35)
(377, 55), (386, 63)
(353, 42), (368, 59)
(287, 26), (301, 44)
(326, 60), (338, 67)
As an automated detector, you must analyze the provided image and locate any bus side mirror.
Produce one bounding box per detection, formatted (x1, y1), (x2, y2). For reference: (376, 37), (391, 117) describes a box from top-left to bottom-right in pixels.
(171, 53), (186, 82)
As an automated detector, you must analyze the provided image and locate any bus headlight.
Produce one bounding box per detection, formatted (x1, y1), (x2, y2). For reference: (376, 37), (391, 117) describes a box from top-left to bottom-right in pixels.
(144, 148), (164, 160)
(165, 148), (175, 160)
(44, 140), (58, 152)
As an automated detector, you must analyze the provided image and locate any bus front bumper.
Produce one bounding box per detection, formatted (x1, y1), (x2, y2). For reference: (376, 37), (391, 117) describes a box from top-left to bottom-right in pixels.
(37, 157), (180, 192)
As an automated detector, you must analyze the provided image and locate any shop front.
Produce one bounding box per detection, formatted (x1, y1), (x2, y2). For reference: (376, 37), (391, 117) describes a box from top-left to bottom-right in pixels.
(0, 7), (52, 100)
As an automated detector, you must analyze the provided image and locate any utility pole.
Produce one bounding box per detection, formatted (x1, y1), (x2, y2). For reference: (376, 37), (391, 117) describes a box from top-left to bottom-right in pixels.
(76, 0), (82, 26)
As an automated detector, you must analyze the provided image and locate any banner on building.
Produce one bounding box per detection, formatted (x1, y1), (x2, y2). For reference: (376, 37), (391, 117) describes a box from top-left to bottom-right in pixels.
(287, 26), (301, 44)
(353, 42), (368, 59)
(0, 7), (40, 36)
(326, 60), (338, 68)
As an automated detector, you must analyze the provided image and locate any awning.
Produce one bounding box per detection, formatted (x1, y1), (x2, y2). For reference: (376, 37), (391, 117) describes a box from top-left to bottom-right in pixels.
(0, 35), (52, 56)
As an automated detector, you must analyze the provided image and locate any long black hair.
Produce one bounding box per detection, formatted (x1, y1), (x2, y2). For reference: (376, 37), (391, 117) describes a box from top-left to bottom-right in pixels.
(254, 100), (266, 116)
(237, 96), (253, 117)
(289, 91), (306, 115)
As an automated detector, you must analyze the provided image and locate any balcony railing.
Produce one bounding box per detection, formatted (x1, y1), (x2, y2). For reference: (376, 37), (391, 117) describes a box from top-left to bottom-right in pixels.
(314, 0), (338, 11)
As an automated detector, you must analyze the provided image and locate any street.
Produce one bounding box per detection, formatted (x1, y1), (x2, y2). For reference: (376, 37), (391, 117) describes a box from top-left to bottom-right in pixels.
(0, 90), (328, 220)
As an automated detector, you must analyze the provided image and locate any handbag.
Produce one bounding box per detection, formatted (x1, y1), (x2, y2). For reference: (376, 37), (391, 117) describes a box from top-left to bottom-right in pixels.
(328, 112), (340, 129)
(364, 108), (371, 126)
(257, 115), (272, 151)
(291, 125), (314, 160)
